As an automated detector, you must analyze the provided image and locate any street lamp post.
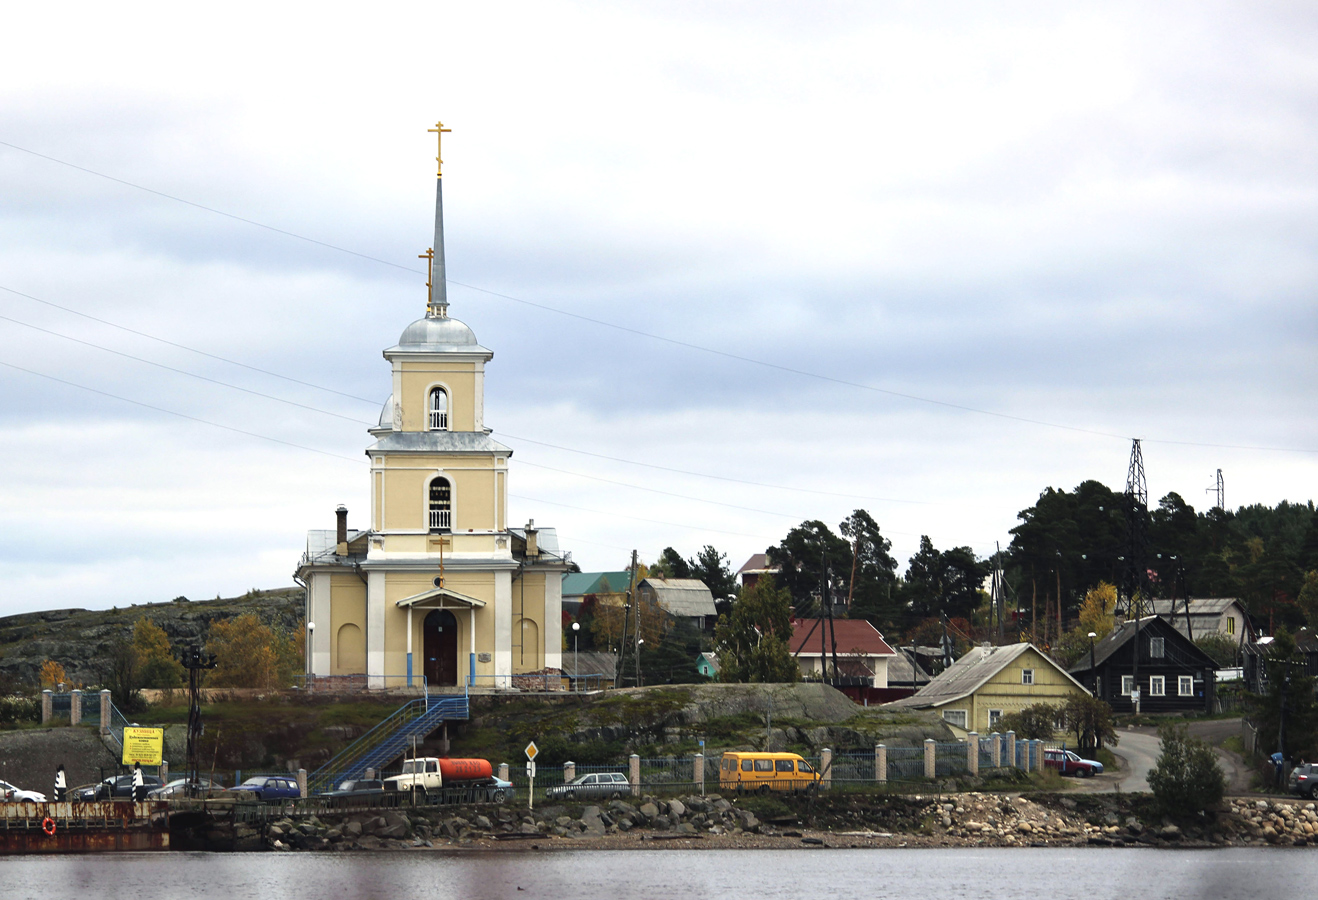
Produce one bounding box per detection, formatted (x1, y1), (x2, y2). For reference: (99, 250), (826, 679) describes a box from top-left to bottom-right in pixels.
(637, 639), (645, 688)
(572, 622), (580, 692)
(1087, 632), (1098, 697)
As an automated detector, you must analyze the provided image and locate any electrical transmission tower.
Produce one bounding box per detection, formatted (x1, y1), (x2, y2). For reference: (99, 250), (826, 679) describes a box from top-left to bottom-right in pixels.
(1121, 438), (1149, 618)
(1122, 439), (1150, 714)
(1207, 468), (1224, 511)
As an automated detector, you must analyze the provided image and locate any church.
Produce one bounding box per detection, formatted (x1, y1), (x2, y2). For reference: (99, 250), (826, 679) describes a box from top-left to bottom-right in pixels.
(298, 124), (569, 691)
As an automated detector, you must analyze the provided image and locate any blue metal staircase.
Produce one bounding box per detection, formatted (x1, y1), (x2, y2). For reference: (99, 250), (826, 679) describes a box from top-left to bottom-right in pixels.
(308, 688), (469, 794)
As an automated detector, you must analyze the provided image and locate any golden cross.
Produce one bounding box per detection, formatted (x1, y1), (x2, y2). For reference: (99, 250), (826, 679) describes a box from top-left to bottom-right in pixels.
(428, 121), (452, 177)
(418, 248), (434, 305)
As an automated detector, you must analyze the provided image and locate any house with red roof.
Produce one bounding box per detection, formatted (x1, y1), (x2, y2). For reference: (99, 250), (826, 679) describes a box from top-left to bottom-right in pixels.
(789, 618), (898, 688)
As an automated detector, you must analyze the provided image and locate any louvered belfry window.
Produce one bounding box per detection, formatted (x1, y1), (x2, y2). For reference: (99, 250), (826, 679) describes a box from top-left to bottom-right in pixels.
(429, 478), (452, 530)
(429, 387), (449, 431)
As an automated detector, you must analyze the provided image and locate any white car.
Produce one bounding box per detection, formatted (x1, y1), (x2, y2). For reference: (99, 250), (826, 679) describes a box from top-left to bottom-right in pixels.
(0, 780), (48, 803)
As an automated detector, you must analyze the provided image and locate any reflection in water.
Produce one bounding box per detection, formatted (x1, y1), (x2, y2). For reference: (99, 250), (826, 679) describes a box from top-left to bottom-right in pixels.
(0, 848), (1312, 900)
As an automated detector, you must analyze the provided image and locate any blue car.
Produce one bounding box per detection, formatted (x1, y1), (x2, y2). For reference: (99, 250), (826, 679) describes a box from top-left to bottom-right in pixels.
(229, 775), (301, 801)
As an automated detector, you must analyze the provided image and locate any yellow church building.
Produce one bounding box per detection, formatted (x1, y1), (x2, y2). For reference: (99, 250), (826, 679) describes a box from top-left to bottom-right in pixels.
(297, 125), (569, 691)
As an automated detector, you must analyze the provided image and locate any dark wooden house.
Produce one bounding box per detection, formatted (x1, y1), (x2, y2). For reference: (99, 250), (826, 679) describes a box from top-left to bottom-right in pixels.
(1069, 615), (1217, 714)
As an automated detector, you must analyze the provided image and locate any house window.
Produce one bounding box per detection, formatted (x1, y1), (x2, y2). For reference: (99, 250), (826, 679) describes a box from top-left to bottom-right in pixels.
(429, 387), (449, 431)
(1021, 669), (1034, 685)
(429, 477), (452, 530)
(1150, 637), (1165, 659)
(942, 709), (967, 729)
(1178, 676), (1193, 696)
(1149, 676), (1165, 696)
(1226, 617), (1235, 635)
(1121, 675), (1134, 696)
(988, 709), (1003, 729)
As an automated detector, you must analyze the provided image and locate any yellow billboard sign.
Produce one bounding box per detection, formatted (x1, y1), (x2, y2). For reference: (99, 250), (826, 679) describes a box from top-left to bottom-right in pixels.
(122, 727), (164, 767)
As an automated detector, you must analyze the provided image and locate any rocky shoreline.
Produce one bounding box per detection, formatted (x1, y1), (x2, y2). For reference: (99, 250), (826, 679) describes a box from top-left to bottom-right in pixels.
(238, 792), (1318, 852)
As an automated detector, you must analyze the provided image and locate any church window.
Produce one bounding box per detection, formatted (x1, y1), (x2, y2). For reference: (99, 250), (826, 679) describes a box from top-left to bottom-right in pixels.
(429, 387), (449, 431)
(429, 477), (452, 531)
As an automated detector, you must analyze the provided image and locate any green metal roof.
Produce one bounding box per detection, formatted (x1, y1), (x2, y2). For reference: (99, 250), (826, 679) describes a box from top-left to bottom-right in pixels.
(561, 571), (633, 597)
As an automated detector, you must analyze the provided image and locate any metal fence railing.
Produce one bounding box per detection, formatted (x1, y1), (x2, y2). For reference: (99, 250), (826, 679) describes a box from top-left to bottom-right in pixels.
(934, 742), (968, 777)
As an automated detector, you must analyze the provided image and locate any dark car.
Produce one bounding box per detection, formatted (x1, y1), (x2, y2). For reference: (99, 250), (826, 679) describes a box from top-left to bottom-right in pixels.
(1289, 763), (1316, 799)
(544, 772), (630, 801)
(81, 774), (164, 800)
(229, 775), (301, 801)
(1043, 749), (1103, 778)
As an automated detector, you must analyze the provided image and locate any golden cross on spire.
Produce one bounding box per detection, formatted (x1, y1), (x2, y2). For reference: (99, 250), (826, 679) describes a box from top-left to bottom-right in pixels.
(428, 121), (452, 177)
(418, 248), (435, 306)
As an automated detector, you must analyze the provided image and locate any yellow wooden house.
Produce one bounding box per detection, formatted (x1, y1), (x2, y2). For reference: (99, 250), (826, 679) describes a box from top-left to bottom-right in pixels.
(296, 126), (570, 691)
(885, 643), (1090, 736)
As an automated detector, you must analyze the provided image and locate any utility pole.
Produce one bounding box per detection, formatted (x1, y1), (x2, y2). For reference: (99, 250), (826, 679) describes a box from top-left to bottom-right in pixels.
(614, 550), (637, 689)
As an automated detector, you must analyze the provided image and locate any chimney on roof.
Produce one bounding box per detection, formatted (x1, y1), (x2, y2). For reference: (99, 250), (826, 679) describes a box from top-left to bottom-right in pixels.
(525, 519), (538, 558)
(336, 505), (348, 555)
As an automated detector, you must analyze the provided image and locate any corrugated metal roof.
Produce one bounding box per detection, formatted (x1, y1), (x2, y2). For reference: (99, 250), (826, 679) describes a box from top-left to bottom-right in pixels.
(564, 650), (617, 679)
(638, 578), (717, 617)
(737, 554), (775, 574)
(789, 618), (896, 657)
(562, 571), (633, 597)
(1148, 597), (1242, 616)
(887, 642), (1086, 709)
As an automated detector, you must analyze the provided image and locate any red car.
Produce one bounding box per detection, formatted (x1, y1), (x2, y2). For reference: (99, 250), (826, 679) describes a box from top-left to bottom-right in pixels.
(1043, 749), (1104, 777)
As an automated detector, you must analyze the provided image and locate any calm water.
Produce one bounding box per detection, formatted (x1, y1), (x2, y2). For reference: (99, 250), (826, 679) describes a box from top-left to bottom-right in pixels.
(0, 848), (1312, 900)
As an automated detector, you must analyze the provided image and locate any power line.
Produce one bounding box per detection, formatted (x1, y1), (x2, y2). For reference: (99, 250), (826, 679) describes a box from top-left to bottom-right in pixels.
(0, 283), (379, 405)
(507, 492), (779, 541)
(7, 140), (1312, 455)
(0, 309), (377, 426)
(0, 359), (363, 463)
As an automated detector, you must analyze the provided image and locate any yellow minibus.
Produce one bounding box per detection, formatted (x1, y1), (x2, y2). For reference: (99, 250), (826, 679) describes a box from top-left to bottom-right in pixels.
(718, 752), (820, 794)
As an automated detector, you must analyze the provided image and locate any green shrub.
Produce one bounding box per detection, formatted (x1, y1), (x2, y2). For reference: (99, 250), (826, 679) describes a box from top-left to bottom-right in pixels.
(0, 695), (40, 726)
(1148, 722), (1225, 816)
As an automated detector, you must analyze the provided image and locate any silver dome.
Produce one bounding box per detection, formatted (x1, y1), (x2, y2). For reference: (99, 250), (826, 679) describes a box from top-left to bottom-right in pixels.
(378, 394), (395, 428)
(398, 314), (478, 348)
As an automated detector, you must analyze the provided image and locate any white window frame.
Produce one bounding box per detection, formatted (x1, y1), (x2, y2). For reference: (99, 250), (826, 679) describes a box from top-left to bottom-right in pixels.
(1178, 675), (1193, 696)
(1149, 637), (1165, 659)
(1021, 668), (1034, 685)
(988, 709), (1003, 729)
(942, 709), (968, 729)
(428, 475), (453, 531)
(428, 385), (450, 431)
(1149, 675), (1165, 697)
(1121, 675), (1134, 696)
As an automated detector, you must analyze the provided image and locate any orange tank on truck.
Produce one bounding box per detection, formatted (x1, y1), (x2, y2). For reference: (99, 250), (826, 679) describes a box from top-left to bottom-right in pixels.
(439, 759), (494, 782)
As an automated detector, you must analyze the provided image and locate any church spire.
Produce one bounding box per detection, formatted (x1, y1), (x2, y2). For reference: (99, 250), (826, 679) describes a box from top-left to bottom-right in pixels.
(426, 121), (452, 318)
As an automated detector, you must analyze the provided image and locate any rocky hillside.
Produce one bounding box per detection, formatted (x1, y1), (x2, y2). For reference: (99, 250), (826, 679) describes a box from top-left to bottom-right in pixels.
(0, 588), (303, 686)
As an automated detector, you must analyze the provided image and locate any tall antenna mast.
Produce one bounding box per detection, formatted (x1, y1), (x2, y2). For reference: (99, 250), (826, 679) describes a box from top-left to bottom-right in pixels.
(1207, 468), (1224, 511)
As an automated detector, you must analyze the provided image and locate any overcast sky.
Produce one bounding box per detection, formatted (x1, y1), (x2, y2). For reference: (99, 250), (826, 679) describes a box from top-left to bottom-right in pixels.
(1, 1), (1315, 615)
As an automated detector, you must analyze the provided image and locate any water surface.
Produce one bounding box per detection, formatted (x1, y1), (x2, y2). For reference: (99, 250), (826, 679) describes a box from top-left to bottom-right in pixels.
(1, 848), (1311, 900)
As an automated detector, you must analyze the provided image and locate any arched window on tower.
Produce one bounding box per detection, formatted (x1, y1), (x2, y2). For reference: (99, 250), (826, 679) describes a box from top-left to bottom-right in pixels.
(429, 387), (449, 431)
(429, 477), (452, 531)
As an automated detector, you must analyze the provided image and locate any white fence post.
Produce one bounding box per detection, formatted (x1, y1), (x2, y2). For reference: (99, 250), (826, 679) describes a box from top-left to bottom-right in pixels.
(820, 748), (833, 789)
(564, 760), (576, 783)
(990, 732), (1001, 767)
(875, 744), (887, 783)
(967, 732), (979, 776)
(1005, 730), (1017, 768)
(629, 754), (640, 796)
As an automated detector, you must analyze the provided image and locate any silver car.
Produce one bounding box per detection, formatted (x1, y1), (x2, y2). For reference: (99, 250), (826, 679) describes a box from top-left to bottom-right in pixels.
(0, 780), (47, 803)
(545, 772), (630, 801)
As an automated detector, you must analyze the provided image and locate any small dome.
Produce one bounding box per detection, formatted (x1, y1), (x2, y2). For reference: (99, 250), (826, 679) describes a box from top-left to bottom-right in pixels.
(398, 314), (478, 348)
(378, 394), (395, 428)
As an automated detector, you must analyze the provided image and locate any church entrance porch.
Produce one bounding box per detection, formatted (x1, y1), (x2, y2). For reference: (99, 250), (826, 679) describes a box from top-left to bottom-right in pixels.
(424, 609), (459, 686)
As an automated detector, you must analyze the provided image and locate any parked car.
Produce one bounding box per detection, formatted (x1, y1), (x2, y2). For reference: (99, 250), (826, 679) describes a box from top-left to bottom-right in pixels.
(1288, 763), (1316, 799)
(77, 774), (164, 801)
(228, 775), (301, 801)
(545, 772), (630, 801)
(1043, 749), (1103, 778)
(147, 777), (221, 799)
(718, 752), (821, 794)
(487, 776), (513, 803)
(0, 780), (47, 803)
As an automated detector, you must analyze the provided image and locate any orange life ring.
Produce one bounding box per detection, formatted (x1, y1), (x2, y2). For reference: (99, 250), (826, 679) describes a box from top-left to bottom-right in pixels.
(42, 817), (56, 836)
